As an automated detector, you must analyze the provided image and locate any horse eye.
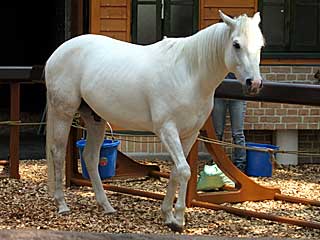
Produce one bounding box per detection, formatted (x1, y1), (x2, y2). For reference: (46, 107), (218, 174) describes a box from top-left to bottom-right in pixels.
(233, 42), (241, 49)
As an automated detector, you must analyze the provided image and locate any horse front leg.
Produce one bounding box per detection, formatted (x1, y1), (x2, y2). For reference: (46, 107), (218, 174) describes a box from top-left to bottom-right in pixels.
(160, 166), (178, 227)
(175, 132), (199, 222)
(158, 123), (192, 232)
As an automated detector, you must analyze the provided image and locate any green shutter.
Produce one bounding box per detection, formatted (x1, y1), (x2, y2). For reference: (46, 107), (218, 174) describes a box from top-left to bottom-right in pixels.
(132, 0), (198, 45)
(260, 0), (320, 58)
(291, 0), (320, 52)
(163, 0), (198, 37)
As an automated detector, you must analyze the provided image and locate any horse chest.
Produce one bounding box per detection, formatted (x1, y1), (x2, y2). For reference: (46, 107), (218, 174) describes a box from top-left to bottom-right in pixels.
(172, 97), (213, 135)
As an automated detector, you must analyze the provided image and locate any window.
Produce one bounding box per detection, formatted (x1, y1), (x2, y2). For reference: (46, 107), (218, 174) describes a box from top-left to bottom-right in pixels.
(259, 0), (320, 58)
(132, 0), (198, 45)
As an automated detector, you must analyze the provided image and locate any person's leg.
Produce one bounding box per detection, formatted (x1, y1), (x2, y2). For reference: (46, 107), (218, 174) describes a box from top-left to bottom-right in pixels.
(212, 98), (235, 186)
(212, 98), (227, 141)
(229, 100), (247, 172)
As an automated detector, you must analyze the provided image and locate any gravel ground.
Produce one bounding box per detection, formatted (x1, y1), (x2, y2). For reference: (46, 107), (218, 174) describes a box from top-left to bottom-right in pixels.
(0, 159), (319, 239)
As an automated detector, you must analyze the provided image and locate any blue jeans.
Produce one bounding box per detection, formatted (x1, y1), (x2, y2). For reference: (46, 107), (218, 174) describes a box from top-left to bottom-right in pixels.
(212, 98), (247, 171)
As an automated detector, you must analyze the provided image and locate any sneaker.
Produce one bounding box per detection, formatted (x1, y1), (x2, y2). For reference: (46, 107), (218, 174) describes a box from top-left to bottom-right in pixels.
(197, 164), (235, 190)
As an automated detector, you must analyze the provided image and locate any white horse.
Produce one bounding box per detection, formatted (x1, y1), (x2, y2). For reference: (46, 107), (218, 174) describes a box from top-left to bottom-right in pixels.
(45, 11), (264, 232)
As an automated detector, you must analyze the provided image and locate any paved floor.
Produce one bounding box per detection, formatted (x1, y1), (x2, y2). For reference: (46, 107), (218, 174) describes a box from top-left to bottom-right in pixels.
(0, 230), (296, 240)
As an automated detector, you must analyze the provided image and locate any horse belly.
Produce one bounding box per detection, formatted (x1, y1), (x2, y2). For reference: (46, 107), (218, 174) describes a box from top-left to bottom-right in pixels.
(81, 76), (154, 131)
(89, 99), (153, 131)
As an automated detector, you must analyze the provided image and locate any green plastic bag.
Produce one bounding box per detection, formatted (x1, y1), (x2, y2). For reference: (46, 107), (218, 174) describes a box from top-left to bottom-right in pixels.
(197, 164), (235, 191)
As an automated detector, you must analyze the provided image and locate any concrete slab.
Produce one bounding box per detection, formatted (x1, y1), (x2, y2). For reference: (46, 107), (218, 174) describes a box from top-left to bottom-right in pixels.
(0, 230), (297, 240)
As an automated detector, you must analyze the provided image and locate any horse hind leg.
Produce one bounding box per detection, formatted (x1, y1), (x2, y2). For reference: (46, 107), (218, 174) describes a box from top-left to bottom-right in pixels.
(46, 103), (76, 214)
(78, 103), (116, 213)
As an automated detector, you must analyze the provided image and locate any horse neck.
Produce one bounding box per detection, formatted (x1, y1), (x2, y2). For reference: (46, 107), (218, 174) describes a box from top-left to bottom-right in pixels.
(183, 23), (230, 96)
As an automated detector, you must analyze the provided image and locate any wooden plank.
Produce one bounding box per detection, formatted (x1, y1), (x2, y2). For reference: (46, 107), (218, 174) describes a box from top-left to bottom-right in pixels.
(199, 0), (258, 30)
(126, 0), (131, 42)
(254, 0), (258, 12)
(199, 0), (205, 29)
(90, 0), (130, 42)
(100, 31), (127, 41)
(201, 19), (219, 28)
(100, 6), (127, 19)
(100, 19), (127, 31)
(204, 7), (255, 19)
(204, 0), (255, 7)
(101, 0), (127, 7)
(90, 0), (101, 34)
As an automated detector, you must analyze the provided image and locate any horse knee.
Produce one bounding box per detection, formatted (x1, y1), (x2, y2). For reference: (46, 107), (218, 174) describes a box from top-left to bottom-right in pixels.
(82, 150), (98, 171)
(177, 164), (191, 181)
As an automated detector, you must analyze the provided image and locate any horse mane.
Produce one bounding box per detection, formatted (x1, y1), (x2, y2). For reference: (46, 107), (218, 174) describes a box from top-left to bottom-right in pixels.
(236, 14), (265, 46)
(186, 22), (230, 75)
(149, 21), (230, 83)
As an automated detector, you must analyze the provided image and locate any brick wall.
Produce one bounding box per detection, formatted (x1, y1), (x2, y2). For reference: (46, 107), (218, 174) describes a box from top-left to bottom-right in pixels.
(244, 102), (320, 130)
(261, 66), (320, 83)
(242, 65), (320, 164)
(118, 134), (208, 157)
(299, 130), (320, 164)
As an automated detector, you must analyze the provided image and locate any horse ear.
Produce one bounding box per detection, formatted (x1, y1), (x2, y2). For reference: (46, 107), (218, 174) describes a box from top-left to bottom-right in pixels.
(252, 12), (261, 25)
(219, 10), (236, 28)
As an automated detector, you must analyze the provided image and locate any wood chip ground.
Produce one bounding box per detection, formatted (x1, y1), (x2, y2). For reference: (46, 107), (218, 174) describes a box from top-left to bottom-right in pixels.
(0, 160), (319, 239)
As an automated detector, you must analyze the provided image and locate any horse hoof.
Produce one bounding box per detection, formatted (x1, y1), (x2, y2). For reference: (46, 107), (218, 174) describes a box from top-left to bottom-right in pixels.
(104, 208), (117, 214)
(58, 206), (70, 215)
(99, 205), (117, 214)
(165, 222), (184, 233)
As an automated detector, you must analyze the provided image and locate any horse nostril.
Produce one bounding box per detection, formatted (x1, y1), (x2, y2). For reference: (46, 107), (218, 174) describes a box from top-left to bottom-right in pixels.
(246, 78), (253, 86)
(259, 80), (263, 88)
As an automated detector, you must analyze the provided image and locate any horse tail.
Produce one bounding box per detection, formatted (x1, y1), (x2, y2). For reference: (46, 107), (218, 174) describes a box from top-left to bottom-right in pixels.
(46, 104), (56, 196)
(45, 64), (55, 196)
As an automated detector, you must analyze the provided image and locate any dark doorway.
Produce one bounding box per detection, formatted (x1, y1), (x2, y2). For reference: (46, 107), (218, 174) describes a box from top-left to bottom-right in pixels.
(0, 1), (66, 66)
(0, 1), (84, 159)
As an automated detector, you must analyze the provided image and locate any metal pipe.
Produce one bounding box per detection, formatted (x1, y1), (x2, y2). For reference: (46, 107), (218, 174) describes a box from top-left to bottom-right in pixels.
(71, 177), (166, 200)
(0, 66), (32, 80)
(70, 177), (320, 230)
(149, 170), (170, 179)
(192, 200), (320, 229)
(215, 79), (320, 106)
(275, 193), (320, 207)
(0, 160), (9, 166)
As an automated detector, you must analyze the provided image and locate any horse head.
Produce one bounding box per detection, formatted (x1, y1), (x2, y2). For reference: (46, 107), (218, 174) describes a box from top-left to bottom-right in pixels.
(220, 10), (264, 96)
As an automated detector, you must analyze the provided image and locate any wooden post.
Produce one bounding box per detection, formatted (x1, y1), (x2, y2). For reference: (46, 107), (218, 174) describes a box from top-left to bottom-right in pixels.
(65, 132), (73, 187)
(186, 140), (199, 207)
(66, 127), (79, 187)
(9, 82), (20, 179)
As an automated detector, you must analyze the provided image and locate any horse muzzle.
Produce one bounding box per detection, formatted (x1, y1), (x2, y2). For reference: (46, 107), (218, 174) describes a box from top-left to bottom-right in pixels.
(244, 78), (263, 96)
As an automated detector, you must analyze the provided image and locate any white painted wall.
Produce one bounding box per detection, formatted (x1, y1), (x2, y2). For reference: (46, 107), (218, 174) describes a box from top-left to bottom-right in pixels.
(276, 130), (298, 165)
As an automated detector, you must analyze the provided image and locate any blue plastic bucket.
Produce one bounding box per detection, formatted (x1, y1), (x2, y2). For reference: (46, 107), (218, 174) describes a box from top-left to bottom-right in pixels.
(246, 142), (279, 177)
(76, 139), (120, 180)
